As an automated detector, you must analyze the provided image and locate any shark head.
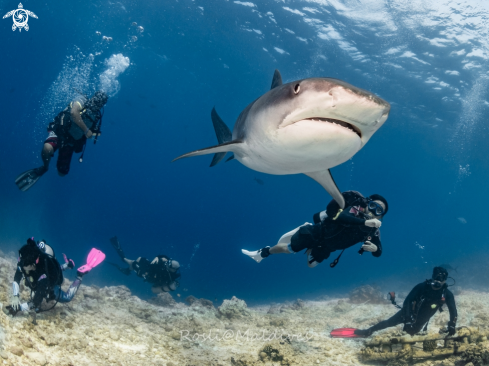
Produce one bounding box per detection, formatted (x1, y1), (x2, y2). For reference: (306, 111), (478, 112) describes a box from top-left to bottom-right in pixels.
(235, 77), (390, 174)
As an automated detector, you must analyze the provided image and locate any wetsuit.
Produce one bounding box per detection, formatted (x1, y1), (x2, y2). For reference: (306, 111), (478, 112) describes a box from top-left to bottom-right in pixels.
(289, 205), (382, 263)
(132, 256), (180, 291)
(367, 282), (457, 335)
(45, 96), (101, 175)
(14, 253), (81, 311)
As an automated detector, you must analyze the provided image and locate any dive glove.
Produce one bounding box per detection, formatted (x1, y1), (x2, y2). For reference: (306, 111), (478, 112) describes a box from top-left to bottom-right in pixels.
(10, 295), (20, 311)
(361, 241), (377, 252)
(403, 322), (415, 334)
(365, 219), (382, 228)
(62, 254), (75, 270)
(447, 321), (456, 336)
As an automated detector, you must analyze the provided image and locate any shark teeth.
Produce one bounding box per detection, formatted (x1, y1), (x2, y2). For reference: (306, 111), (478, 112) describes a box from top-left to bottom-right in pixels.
(305, 117), (362, 138)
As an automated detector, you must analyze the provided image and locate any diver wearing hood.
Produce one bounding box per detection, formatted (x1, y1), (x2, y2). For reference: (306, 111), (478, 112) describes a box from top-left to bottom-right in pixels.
(7, 238), (102, 316)
(242, 191), (388, 268)
(108, 236), (181, 293)
(15, 91), (109, 191)
(354, 267), (457, 337)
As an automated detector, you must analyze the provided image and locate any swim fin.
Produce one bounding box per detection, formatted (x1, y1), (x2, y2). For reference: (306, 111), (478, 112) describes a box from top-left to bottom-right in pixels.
(107, 261), (131, 275)
(241, 247), (270, 263)
(15, 166), (47, 192)
(110, 236), (126, 262)
(330, 328), (366, 338)
(77, 248), (106, 275)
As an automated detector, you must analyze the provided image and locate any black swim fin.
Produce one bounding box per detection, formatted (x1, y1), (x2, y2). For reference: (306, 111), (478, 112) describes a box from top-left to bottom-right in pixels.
(107, 261), (131, 276)
(15, 167), (47, 192)
(110, 236), (126, 262)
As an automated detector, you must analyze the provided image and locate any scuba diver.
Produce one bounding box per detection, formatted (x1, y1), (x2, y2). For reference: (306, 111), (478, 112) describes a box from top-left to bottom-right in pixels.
(242, 191), (388, 268)
(331, 267), (458, 338)
(15, 90), (109, 191)
(108, 236), (181, 293)
(6, 238), (105, 316)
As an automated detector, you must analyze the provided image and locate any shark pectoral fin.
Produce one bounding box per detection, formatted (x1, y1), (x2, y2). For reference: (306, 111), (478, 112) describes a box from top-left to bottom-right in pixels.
(270, 69), (283, 89)
(225, 153), (235, 162)
(172, 140), (243, 162)
(210, 152), (227, 167)
(305, 170), (345, 209)
(209, 107), (232, 167)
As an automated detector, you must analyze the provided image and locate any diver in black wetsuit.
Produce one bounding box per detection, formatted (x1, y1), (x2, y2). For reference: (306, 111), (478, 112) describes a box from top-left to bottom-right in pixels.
(108, 236), (181, 293)
(242, 191), (387, 268)
(7, 238), (83, 316)
(355, 267), (457, 337)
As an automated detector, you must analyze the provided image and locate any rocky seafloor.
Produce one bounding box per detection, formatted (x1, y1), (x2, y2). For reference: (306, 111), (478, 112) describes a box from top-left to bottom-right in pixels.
(0, 252), (488, 366)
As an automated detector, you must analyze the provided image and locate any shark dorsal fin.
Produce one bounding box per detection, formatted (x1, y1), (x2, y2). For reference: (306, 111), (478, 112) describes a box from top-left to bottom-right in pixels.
(270, 69), (283, 90)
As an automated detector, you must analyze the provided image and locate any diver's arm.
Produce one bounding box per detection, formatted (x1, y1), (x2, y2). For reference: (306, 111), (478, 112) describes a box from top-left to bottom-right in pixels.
(13, 266), (23, 285)
(70, 102), (92, 138)
(445, 290), (458, 323)
(313, 211), (328, 224)
(369, 235), (382, 257)
(335, 207), (367, 225)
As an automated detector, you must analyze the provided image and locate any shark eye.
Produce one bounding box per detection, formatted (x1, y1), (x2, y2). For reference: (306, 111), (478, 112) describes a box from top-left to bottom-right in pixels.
(294, 84), (300, 94)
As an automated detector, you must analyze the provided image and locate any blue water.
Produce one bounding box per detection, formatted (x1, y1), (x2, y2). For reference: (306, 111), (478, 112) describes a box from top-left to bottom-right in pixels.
(1, 0), (489, 304)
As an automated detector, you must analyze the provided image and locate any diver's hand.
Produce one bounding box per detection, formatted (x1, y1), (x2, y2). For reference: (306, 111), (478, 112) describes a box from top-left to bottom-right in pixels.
(85, 130), (93, 139)
(151, 257), (159, 265)
(361, 241), (377, 252)
(365, 219), (382, 228)
(403, 322), (415, 334)
(447, 321), (456, 336)
(11, 296), (20, 311)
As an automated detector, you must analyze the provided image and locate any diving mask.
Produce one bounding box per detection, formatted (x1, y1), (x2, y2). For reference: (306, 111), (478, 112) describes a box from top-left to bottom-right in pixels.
(367, 201), (385, 216)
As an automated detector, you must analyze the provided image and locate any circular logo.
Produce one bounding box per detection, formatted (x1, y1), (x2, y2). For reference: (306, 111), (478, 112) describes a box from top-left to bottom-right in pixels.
(13, 9), (28, 28)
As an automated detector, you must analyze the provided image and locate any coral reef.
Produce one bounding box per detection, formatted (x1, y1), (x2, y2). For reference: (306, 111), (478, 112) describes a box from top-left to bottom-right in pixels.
(0, 249), (488, 365)
(217, 296), (250, 319)
(349, 284), (385, 304)
(148, 292), (177, 307)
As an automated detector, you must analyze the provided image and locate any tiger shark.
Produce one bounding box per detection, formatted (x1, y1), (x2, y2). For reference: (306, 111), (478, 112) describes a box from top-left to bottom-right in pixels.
(173, 70), (390, 208)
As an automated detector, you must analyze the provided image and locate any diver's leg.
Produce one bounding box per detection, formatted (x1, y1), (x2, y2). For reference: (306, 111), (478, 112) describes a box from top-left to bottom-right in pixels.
(39, 133), (58, 174)
(242, 223), (313, 262)
(53, 278), (82, 304)
(41, 144), (53, 169)
(110, 236), (127, 262)
(359, 311), (404, 336)
(123, 258), (136, 270)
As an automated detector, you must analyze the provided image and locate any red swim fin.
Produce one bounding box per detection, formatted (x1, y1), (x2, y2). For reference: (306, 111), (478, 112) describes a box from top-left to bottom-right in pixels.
(330, 328), (363, 338)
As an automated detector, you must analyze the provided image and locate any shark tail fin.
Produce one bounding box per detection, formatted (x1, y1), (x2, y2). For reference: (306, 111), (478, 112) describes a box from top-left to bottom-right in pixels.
(209, 107), (233, 167)
(173, 140), (243, 162)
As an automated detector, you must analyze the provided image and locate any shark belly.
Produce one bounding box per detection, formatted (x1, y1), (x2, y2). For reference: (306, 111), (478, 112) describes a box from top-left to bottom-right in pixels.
(235, 120), (362, 175)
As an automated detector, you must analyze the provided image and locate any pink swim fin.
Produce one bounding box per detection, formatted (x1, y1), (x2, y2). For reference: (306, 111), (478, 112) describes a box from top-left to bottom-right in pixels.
(330, 328), (363, 338)
(77, 248), (106, 274)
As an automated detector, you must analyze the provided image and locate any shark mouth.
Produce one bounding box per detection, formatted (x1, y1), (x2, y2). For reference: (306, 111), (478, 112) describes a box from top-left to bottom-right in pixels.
(305, 117), (362, 138)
